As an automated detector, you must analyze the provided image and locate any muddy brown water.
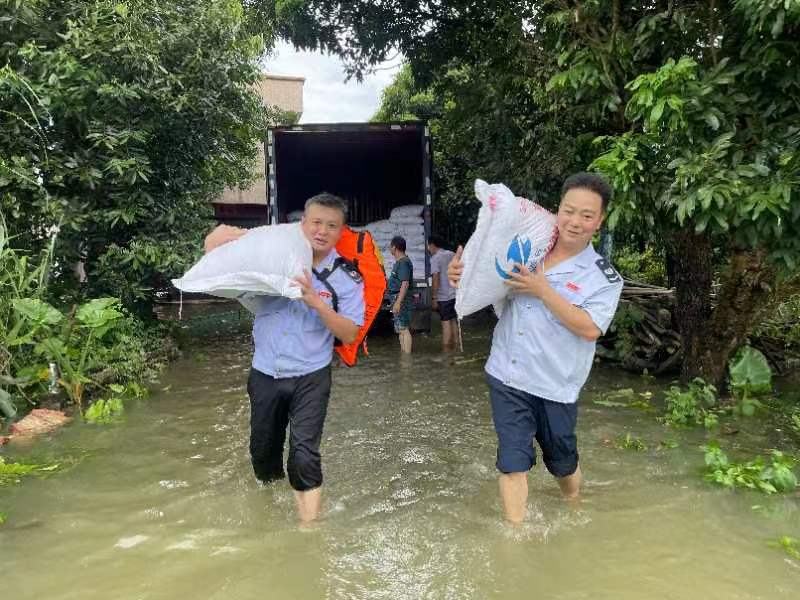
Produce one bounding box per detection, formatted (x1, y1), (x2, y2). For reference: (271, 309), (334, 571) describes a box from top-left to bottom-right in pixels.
(2, 318), (799, 599)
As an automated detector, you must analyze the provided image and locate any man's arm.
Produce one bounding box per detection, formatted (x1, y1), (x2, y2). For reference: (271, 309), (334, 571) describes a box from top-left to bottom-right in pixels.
(294, 270), (360, 344)
(311, 301), (361, 345)
(392, 259), (412, 313)
(505, 262), (602, 341)
(431, 272), (440, 309)
(538, 287), (602, 341)
(204, 224), (246, 253)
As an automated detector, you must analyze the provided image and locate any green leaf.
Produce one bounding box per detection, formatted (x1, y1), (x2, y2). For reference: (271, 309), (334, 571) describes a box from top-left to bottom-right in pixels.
(729, 346), (772, 395)
(12, 299), (63, 326)
(650, 100), (665, 124)
(75, 298), (122, 330)
(704, 113), (720, 130)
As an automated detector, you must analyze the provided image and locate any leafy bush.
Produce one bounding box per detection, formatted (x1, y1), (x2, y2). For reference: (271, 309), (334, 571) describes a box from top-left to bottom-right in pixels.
(1, 0), (267, 309)
(769, 536), (800, 561)
(0, 456), (60, 486)
(605, 302), (645, 362)
(613, 246), (668, 286)
(615, 433), (647, 451)
(752, 292), (800, 354)
(662, 378), (719, 428)
(84, 397), (124, 424)
(83, 381), (149, 424)
(702, 442), (798, 495)
(1, 214), (165, 414)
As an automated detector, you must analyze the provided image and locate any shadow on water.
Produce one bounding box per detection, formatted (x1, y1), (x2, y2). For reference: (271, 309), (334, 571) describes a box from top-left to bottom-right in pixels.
(2, 311), (799, 599)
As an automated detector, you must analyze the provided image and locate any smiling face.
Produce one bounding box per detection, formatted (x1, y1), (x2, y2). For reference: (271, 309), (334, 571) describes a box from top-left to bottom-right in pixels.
(555, 187), (605, 253)
(300, 202), (345, 257)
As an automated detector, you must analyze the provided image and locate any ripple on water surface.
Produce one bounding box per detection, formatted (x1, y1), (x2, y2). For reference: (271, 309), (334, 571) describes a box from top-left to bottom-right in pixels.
(1, 328), (799, 599)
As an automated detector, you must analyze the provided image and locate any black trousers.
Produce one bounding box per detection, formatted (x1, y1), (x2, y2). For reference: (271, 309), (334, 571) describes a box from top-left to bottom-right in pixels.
(247, 366), (331, 491)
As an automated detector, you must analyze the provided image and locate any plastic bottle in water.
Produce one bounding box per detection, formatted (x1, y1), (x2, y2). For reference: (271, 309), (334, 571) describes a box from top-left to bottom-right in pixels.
(48, 362), (60, 395)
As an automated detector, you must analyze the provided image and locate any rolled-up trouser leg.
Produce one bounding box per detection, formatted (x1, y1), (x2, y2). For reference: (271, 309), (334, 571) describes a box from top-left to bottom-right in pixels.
(487, 374), (537, 473)
(248, 368), (290, 483)
(287, 366), (331, 491)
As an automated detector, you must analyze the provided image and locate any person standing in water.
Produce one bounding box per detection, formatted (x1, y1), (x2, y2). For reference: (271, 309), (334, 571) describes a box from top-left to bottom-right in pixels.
(427, 235), (460, 350)
(205, 193), (364, 523)
(387, 235), (414, 353)
(448, 173), (623, 523)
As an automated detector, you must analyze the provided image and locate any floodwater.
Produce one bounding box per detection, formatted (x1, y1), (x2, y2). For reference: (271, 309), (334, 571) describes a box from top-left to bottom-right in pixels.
(2, 318), (799, 599)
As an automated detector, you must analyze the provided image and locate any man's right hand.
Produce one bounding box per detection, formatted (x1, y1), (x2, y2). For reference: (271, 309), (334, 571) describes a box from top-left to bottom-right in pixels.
(447, 245), (464, 288)
(204, 224), (247, 253)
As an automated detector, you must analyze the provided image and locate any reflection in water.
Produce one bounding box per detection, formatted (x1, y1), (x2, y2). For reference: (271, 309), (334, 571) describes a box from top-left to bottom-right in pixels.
(1, 322), (799, 599)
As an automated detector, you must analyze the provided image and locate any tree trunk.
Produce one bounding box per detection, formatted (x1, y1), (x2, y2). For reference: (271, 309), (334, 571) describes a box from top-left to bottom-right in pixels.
(669, 228), (713, 384)
(696, 246), (774, 389)
(671, 227), (774, 389)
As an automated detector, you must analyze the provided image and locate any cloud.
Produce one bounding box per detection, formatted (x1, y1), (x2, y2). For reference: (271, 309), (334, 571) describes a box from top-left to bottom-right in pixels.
(263, 41), (402, 123)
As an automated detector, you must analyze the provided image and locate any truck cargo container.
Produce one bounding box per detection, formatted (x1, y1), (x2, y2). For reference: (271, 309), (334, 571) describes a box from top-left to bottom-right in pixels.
(266, 121), (434, 331)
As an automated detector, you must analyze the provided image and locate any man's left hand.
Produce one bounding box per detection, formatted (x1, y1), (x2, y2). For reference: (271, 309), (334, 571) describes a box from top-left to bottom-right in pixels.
(503, 262), (550, 298)
(293, 269), (324, 310)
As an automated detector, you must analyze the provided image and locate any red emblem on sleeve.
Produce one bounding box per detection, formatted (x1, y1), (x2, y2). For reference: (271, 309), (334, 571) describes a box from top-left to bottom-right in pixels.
(566, 281), (580, 292)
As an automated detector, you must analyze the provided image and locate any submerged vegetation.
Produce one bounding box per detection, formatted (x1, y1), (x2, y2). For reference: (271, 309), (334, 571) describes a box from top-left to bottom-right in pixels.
(702, 442), (798, 495)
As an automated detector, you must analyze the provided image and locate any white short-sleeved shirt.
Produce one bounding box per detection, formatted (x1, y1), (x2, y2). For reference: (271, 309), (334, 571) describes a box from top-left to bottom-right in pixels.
(485, 244), (623, 403)
(430, 249), (456, 301)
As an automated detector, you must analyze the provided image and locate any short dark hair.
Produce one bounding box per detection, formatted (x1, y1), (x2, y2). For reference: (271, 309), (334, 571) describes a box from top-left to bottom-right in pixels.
(561, 172), (613, 211)
(390, 235), (407, 252)
(305, 192), (348, 220)
(428, 235), (447, 249)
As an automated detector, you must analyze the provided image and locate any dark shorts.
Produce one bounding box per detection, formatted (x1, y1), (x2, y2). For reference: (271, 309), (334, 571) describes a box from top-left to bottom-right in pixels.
(437, 299), (457, 322)
(486, 373), (579, 477)
(247, 366), (331, 491)
(388, 292), (412, 332)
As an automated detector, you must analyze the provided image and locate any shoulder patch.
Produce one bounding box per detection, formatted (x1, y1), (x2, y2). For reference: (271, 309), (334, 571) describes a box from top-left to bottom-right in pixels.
(595, 258), (622, 284)
(338, 258), (364, 284)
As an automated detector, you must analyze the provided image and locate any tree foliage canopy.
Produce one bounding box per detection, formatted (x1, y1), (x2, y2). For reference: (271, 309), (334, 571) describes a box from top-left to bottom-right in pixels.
(1, 0), (269, 309)
(274, 0), (800, 383)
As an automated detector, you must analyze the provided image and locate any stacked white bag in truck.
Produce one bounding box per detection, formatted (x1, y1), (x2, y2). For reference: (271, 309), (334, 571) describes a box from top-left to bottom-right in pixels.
(455, 180), (558, 319)
(172, 223), (312, 305)
(355, 205), (426, 279)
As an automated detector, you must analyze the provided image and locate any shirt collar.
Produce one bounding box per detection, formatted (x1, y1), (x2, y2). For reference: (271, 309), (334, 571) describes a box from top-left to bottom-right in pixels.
(546, 243), (598, 275)
(317, 248), (339, 269)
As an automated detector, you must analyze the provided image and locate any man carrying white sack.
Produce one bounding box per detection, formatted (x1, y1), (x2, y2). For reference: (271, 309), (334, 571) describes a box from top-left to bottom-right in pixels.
(205, 193), (364, 523)
(448, 172), (623, 524)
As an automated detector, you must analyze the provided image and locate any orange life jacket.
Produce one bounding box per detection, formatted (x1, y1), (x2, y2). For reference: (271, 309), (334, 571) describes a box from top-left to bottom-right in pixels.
(313, 226), (386, 367)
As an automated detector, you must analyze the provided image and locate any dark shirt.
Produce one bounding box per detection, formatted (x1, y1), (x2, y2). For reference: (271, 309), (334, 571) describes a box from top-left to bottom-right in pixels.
(388, 255), (413, 294)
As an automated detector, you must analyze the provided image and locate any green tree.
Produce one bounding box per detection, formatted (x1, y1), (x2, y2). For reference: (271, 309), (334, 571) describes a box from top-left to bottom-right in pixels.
(1, 0), (269, 312)
(270, 0), (800, 387)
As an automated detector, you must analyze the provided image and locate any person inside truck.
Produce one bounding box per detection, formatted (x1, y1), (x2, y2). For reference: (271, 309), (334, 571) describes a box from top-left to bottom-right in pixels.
(446, 172), (623, 524)
(427, 235), (460, 351)
(387, 235), (414, 354)
(204, 192), (365, 523)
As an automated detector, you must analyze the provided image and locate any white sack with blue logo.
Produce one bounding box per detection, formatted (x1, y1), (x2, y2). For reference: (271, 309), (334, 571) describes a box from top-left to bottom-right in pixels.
(455, 180), (558, 319)
(172, 223), (312, 301)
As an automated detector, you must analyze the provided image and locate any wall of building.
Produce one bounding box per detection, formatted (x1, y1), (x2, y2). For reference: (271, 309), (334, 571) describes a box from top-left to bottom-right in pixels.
(217, 74), (304, 207)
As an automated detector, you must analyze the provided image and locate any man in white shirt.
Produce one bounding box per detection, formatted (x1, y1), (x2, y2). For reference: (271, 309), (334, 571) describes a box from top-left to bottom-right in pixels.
(448, 172), (623, 523)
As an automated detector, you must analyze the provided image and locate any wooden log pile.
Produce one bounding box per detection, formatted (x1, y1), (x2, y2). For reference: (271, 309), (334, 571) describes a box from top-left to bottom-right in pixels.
(597, 280), (683, 374)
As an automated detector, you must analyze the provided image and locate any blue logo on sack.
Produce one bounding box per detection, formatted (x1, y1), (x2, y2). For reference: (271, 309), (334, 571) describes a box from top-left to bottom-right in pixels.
(495, 235), (531, 280)
(495, 235), (546, 280)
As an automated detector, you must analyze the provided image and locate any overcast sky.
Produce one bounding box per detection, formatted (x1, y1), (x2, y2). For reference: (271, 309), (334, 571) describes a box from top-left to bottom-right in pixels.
(263, 41), (402, 124)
